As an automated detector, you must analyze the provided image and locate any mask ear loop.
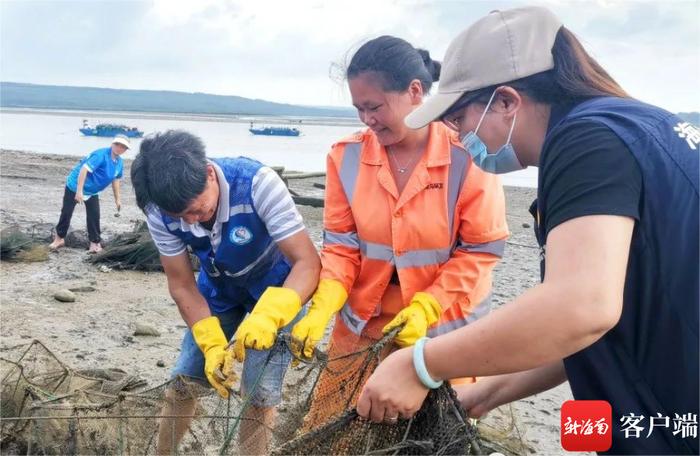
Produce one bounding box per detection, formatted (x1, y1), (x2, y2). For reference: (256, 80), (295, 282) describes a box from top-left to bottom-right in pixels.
(473, 89), (499, 135)
(505, 112), (517, 144)
(505, 111), (524, 167)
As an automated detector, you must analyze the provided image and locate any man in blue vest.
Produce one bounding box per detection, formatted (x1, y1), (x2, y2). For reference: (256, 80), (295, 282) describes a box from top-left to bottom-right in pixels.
(131, 130), (320, 455)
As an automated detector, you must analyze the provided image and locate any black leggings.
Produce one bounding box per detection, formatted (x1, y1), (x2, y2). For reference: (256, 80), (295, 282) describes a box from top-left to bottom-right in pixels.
(55, 186), (101, 243)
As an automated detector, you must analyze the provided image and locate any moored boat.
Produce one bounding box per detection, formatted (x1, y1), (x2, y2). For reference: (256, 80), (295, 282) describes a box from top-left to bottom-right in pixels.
(80, 120), (143, 138)
(249, 123), (301, 137)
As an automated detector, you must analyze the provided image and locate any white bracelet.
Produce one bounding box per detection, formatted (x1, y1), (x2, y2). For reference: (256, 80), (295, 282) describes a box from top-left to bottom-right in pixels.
(413, 337), (443, 389)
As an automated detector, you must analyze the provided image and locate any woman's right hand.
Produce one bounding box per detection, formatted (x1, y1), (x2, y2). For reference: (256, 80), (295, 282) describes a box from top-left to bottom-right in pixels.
(74, 192), (84, 204)
(457, 362), (567, 418)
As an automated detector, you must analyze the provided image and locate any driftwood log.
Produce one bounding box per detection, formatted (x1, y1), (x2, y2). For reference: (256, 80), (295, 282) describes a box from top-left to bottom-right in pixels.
(271, 166), (325, 207)
(283, 172), (326, 179)
(292, 196), (324, 208)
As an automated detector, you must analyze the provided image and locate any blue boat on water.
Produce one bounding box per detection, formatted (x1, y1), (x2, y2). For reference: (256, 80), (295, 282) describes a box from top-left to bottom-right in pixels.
(80, 120), (144, 138)
(249, 123), (301, 137)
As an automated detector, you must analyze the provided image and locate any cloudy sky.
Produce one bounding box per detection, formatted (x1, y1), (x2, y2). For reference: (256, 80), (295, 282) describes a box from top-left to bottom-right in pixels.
(1, 0), (698, 112)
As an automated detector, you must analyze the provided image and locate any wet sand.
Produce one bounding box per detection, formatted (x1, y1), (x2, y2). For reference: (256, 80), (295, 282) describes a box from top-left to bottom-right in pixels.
(0, 148), (574, 454)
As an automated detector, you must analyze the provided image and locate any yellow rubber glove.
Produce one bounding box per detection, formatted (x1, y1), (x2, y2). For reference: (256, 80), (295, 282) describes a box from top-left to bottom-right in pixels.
(382, 292), (442, 347)
(231, 287), (302, 362)
(290, 279), (348, 359)
(191, 316), (233, 398)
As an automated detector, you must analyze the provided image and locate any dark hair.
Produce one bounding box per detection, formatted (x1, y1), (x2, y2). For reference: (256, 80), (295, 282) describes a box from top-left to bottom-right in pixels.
(346, 35), (441, 93)
(445, 27), (630, 115)
(131, 130), (208, 213)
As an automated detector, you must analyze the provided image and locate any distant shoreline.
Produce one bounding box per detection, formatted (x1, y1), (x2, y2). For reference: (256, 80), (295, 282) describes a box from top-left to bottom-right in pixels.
(0, 107), (364, 128)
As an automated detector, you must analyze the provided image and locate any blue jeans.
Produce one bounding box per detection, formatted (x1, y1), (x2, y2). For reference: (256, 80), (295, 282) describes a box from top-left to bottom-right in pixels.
(171, 306), (302, 408)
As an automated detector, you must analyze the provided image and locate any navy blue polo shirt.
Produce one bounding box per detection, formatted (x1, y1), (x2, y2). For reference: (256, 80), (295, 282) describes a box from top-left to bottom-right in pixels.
(532, 99), (699, 454)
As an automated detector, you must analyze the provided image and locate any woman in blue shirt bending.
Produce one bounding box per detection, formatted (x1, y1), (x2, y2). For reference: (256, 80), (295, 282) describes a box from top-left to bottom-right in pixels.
(49, 135), (129, 253)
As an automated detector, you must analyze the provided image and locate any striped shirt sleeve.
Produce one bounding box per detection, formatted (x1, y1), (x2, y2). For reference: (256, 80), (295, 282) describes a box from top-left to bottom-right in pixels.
(251, 167), (305, 242)
(144, 204), (187, 256)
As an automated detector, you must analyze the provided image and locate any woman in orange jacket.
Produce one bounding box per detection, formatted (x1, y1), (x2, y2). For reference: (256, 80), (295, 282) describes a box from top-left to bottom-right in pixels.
(290, 36), (509, 425)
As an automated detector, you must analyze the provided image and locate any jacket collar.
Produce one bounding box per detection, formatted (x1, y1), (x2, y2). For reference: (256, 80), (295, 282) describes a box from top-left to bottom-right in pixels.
(361, 122), (457, 167)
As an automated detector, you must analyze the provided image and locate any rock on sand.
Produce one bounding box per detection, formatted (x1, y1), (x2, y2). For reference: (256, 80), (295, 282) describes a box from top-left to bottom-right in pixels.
(53, 289), (76, 302)
(133, 323), (161, 337)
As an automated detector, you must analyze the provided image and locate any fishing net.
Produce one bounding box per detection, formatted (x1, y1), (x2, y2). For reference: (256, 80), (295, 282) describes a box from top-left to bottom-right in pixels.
(89, 221), (200, 272)
(0, 226), (49, 262)
(0, 330), (480, 455)
(88, 221), (162, 271)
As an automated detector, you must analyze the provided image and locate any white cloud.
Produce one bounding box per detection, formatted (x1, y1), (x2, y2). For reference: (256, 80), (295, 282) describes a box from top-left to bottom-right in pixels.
(1, 0), (698, 111)
(148, 0), (222, 26)
(147, 0), (411, 47)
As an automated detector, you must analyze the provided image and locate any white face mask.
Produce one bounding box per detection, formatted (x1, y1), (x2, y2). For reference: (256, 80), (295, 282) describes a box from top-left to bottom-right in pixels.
(460, 89), (524, 174)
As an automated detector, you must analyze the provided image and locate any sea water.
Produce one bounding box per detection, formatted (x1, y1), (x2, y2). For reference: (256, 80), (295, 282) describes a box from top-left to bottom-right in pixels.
(0, 109), (538, 187)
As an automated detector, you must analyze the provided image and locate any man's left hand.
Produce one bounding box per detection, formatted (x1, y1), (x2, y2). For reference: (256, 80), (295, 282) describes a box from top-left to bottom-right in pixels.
(231, 313), (279, 361)
(231, 287), (301, 362)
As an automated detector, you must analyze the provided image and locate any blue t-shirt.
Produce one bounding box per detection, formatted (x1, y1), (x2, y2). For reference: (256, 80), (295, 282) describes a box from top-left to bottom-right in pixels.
(66, 147), (123, 196)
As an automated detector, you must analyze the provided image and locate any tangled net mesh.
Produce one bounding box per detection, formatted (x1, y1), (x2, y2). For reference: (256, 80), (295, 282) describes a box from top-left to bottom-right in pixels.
(0, 226), (49, 263)
(1, 330), (479, 455)
(88, 221), (201, 273)
(88, 221), (162, 272)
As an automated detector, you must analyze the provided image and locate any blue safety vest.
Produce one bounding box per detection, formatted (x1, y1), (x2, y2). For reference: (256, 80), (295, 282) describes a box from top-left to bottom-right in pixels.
(533, 97), (699, 454)
(162, 157), (291, 313)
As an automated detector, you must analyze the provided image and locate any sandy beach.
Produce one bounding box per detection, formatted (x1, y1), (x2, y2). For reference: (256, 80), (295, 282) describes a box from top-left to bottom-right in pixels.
(0, 148), (574, 454)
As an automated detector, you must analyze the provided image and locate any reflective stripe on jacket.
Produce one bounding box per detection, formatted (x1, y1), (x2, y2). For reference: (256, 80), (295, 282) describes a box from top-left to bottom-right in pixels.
(321, 122), (509, 336)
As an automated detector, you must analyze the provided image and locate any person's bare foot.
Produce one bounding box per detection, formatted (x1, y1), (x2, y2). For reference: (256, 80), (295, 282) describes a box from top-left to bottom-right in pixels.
(49, 237), (65, 250)
(88, 242), (103, 253)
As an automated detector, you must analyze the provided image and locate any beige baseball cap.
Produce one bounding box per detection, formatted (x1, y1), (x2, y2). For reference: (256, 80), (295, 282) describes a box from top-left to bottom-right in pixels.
(112, 134), (131, 149)
(406, 6), (562, 129)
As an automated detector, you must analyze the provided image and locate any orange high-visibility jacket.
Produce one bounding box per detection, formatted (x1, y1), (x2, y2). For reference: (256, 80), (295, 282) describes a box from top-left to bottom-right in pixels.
(321, 122), (509, 336)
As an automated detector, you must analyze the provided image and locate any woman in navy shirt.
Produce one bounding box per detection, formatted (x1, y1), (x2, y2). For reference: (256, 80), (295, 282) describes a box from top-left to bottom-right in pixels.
(356, 7), (698, 454)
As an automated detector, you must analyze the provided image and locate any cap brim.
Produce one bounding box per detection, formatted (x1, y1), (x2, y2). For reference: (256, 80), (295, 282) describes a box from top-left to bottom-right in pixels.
(112, 139), (130, 149)
(405, 91), (464, 129)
